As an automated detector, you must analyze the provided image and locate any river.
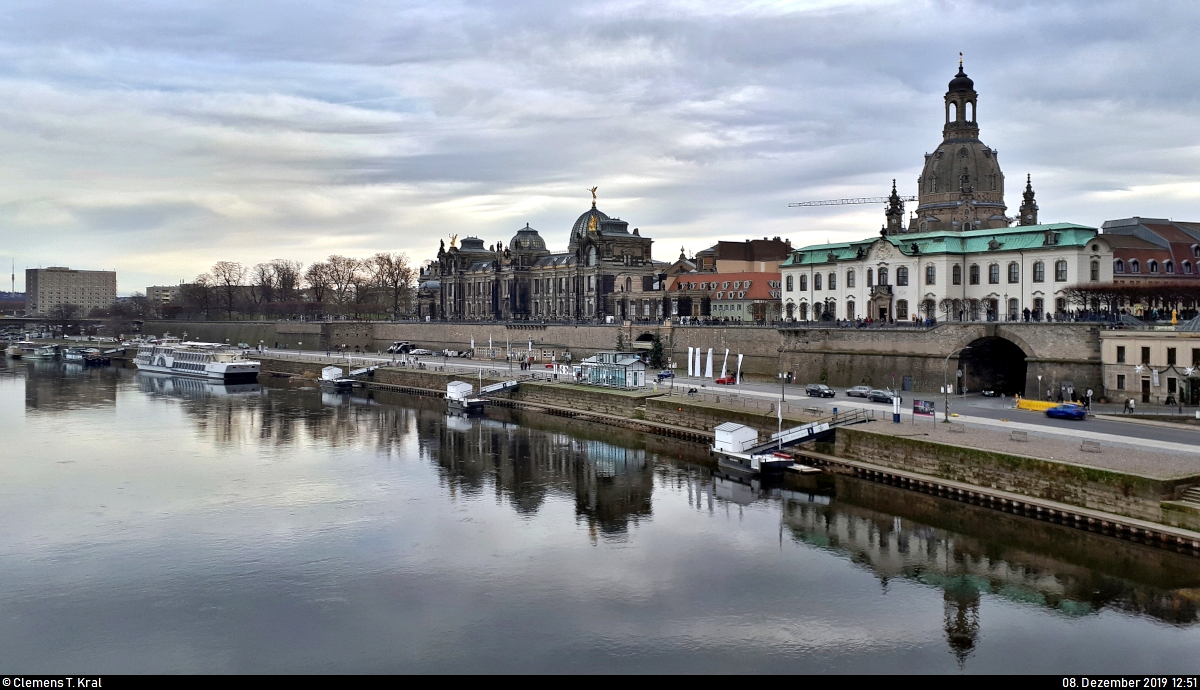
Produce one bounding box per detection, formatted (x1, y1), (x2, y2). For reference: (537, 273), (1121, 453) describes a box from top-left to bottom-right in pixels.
(1, 358), (1198, 673)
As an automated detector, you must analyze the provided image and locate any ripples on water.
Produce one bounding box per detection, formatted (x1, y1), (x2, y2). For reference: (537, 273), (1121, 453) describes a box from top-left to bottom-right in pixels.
(1, 358), (1198, 673)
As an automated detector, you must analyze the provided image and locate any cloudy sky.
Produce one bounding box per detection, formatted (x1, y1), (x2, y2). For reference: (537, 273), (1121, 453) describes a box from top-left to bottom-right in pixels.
(2, 0), (1199, 294)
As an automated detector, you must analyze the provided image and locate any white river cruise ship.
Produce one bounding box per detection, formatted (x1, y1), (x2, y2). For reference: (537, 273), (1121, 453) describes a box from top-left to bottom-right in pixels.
(134, 341), (260, 382)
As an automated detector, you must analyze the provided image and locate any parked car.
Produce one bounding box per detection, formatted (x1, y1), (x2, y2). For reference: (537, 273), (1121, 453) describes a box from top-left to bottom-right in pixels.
(806, 384), (836, 398)
(1046, 403), (1087, 420)
(409, 348), (433, 356)
(846, 385), (872, 398)
(715, 376), (736, 385)
(386, 341), (412, 353)
(657, 370), (674, 381)
(867, 389), (900, 403)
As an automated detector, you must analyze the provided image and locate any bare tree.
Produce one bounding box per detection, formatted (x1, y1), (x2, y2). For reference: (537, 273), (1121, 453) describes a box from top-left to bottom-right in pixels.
(324, 255), (362, 315)
(938, 298), (956, 321)
(181, 274), (216, 319)
(270, 259), (303, 303)
(369, 252), (415, 320)
(249, 262), (276, 315)
(304, 261), (331, 306)
(46, 303), (81, 336)
(210, 261), (247, 319)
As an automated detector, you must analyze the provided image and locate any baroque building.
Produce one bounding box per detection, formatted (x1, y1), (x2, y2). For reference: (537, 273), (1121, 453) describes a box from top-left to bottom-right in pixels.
(417, 193), (665, 321)
(780, 61), (1114, 323)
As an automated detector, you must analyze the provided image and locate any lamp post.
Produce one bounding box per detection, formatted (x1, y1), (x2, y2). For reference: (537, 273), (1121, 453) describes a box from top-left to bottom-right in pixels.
(944, 347), (971, 422)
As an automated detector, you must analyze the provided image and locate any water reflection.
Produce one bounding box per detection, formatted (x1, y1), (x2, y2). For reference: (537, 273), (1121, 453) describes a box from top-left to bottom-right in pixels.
(19, 359), (118, 412)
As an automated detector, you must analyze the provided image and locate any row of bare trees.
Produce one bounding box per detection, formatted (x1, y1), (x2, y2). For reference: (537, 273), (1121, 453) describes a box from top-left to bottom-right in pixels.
(1061, 282), (1200, 316)
(175, 253), (415, 320)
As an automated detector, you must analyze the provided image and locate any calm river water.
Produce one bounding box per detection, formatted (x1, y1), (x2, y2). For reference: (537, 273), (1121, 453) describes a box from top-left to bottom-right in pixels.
(2, 359), (1199, 673)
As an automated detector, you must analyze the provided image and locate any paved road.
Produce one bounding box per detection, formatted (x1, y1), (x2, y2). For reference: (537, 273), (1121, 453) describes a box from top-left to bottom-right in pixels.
(262, 350), (1200, 451)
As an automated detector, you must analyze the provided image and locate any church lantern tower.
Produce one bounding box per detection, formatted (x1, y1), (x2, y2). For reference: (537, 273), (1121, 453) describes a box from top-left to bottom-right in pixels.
(910, 56), (1008, 233)
(1018, 174), (1039, 226)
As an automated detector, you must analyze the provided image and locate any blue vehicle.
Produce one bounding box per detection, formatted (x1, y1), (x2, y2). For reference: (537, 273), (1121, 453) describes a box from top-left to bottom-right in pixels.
(657, 370), (675, 380)
(1045, 403), (1087, 420)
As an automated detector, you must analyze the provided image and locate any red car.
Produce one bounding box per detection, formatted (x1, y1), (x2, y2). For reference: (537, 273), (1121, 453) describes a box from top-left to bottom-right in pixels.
(715, 376), (736, 385)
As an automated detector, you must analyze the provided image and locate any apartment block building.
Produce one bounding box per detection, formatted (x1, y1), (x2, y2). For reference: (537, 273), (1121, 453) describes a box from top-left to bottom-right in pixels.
(25, 267), (117, 316)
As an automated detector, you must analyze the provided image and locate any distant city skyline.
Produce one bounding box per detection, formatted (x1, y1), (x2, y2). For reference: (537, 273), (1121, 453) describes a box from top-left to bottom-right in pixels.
(3, 0), (1199, 294)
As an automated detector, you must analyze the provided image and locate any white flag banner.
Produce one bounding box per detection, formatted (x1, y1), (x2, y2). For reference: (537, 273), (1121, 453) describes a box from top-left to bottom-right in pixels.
(694, 348), (701, 377)
(528, 339), (533, 357)
(471, 338), (475, 350)
(489, 336), (493, 349)
(720, 348), (729, 380)
(687, 347), (694, 376)
(736, 354), (743, 385)
(704, 348), (713, 379)
(1153, 369), (1160, 387)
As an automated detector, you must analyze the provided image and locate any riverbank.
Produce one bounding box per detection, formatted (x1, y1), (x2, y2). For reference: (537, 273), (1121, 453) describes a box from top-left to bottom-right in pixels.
(254, 356), (1200, 545)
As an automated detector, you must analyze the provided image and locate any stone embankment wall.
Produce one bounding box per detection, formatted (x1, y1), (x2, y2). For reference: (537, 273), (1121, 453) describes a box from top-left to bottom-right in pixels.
(830, 425), (1199, 528)
(644, 397), (813, 437)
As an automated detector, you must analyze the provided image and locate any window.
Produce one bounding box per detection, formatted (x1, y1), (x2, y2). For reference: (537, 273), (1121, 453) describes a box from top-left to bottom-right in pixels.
(896, 267), (908, 286)
(1008, 262), (1019, 283)
(926, 265), (936, 285)
(896, 299), (908, 319)
(1117, 375), (1126, 390)
(847, 270), (855, 288)
(969, 264), (980, 285)
(1150, 260), (1159, 274)
(733, 281), (741, 289)
(799, 275), (808, 291)
(1055, 260), (1068, 281)
(1165, 261), (1175, 274)
(1169, 377), (1178, 394)
(952, 265), (962, 285)
(878, 268), (889, 285)
(1141, 347), (1150, 364)
(1033, 261), (1045, 282)
(723, 281), (730, 289)
(1194, 348), (1200, 366)
(1091, 261), (1100, 281)
(1114, 259), (1124, 273)
(846, 301), (855, 319)
(786, 275), (793, 291)
(866, 269), (874, 287)
(988, 264), (1000, 284)
(1116, 346), (1126, 363)
(1055, 297), (1066, 313)
(814, 273), (822, 290)
(1130, 260), (1140, 274)
(1186, 261), (1194, 274)
(1193, 245), (1199, 258)
(1168, 348), (1177, 365)
(828, 273), (836, 290)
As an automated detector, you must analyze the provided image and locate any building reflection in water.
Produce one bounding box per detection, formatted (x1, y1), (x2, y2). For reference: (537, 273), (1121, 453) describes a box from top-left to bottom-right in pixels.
(427, 412), (654, 538)
(21, 360), (118, 412)
(774, 476), (1200, 666)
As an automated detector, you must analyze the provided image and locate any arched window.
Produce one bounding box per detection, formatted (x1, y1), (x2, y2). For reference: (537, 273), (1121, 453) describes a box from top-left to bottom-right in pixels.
(799, 274), (808, 291)
(1149, 260), (1159, 274)
(1055, 260), (1069, 281)
(847, 270), (856, 288)
(925, 265), (936, 285)
(878, 268), (889, 285)
(785, 275), (793, 291)
(866, 268), (874, 287)
(1007, 262), (1019, 283)
(1009, 298), (1020, 320)
(846, 301), (855, 320)
(896, 267), (908, 286)
(1130, 260), (1140, 273)
(799, 303), (809, 320)
(1091, 260), (1100, 281)
(896, 299), (909, 320)
(952, 265), (962, 285)
(1033, 261), (1045, 282)
(625, 277), (633, 291)
(828, 272), (836, 290)
(966, 101), (974, 122)
(988, 264), (1000, 284)
(948, 102), (957, 122)
(969, 264), (980, 285)
(814, 273), (822, 291)
(1114, 259), (1125, 273)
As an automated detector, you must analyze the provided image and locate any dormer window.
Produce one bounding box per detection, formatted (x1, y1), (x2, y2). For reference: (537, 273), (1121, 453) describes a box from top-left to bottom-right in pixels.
(1130, 260), (1139, 273)
(743, 280), (752, 288)
(1166, 261), (1175, 274)
(1114, 259), (1124, 273)
(722, 282), (729, 289)
(1044, 231), (1058, 246)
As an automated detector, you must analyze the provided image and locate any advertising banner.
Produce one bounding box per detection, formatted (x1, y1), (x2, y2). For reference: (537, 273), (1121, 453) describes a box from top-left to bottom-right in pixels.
(913, 400), (936, 416)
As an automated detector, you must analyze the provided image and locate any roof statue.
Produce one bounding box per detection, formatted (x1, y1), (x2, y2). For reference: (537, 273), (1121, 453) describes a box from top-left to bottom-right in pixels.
(588, 186), (598, 207)
(449, 234), (458, 248)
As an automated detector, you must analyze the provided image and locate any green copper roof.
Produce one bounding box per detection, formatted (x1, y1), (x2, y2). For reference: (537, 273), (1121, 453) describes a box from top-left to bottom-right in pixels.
(780, 223), (1099, 266)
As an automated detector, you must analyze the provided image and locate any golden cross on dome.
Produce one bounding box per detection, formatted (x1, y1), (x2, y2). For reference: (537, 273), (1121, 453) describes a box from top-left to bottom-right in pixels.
(959, 52), (963, 69)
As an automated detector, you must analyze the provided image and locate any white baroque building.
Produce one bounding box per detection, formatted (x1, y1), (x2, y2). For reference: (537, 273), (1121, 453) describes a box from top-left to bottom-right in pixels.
(779, 61), (1113, 323)
(780, 224), (1113, 322)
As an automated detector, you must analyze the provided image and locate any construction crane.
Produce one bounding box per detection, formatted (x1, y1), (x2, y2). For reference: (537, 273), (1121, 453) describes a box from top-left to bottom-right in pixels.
(788, 195), (916, 207)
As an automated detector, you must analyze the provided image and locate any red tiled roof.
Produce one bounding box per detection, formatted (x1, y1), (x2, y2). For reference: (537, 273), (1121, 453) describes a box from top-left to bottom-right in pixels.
(666, 271), (781, 300)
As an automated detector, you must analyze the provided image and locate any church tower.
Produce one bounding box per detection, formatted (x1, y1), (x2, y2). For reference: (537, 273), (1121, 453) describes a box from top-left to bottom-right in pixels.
(1018, 174), (1038, 226)
(909, 57), (1008, 232)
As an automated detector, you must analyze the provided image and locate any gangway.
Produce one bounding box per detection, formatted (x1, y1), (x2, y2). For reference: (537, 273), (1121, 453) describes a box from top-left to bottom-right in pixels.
(712, 408), (873, 475)
(349, 366), (377, 377)
(479, 380), (519, 395)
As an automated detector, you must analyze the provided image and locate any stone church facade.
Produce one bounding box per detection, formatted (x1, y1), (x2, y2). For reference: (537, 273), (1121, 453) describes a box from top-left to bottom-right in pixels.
(417, 198), (664, 322)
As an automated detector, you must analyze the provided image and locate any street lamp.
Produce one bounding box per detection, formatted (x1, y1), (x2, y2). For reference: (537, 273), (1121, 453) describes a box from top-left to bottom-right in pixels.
(944, 346), (971, 422)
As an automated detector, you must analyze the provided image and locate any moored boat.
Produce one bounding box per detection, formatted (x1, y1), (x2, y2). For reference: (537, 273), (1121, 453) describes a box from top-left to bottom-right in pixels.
(133, 341), (259, 382)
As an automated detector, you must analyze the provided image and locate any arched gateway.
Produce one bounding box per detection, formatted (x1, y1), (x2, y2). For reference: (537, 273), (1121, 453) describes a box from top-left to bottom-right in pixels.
(960, 336), (1028, 395)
